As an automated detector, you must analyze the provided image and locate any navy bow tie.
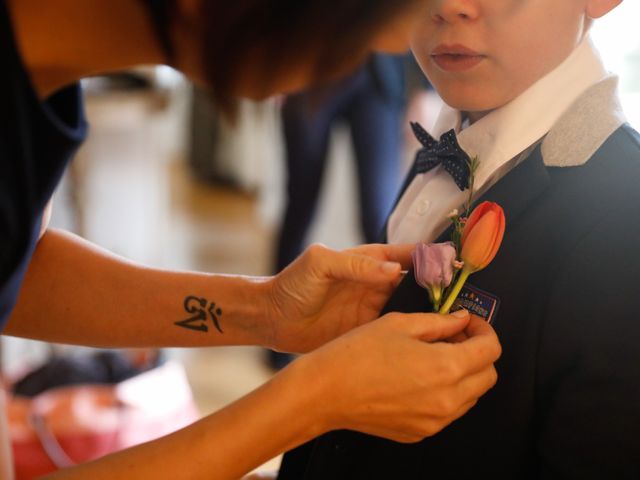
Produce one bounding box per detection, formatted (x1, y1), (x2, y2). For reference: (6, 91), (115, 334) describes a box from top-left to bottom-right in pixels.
(410, 122), (471, 191)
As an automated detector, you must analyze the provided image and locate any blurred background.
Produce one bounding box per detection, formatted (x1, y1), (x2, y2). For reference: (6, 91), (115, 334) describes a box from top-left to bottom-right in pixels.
(2, 3), (640, 475)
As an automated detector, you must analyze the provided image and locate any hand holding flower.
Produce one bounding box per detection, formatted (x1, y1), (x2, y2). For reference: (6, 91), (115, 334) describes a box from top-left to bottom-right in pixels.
(267, 243), (414, 352)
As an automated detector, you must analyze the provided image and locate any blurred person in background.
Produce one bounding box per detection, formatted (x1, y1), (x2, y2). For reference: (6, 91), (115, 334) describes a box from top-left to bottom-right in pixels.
(0, 0), (501, 478)
(269, 53), (407, 369)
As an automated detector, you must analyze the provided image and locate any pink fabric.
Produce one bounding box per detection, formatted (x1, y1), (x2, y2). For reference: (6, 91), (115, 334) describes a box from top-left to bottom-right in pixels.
(7, 362), (199, 479)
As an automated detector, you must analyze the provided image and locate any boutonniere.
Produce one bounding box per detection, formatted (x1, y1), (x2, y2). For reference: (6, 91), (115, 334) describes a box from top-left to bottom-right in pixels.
(412, 156), (506, 313)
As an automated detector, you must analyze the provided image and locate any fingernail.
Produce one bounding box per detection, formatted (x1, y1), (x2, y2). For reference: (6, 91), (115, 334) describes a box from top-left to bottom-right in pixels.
(381, 261), (401, 274)
(451, 309), (468, 318)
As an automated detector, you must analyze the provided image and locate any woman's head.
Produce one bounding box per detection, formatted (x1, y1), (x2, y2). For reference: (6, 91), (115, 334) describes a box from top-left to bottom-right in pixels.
(144, 0), (420, 107)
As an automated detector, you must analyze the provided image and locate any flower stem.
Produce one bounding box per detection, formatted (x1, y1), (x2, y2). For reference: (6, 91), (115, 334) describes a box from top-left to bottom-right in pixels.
(464, 156), (480, 217)
(430, 285), (442, 312)
(439, 268), (471, 314)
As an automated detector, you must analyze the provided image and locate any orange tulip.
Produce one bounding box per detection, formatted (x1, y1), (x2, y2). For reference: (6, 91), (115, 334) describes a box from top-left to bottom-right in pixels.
(439, 201), (505, 314)
(460, 201), (506, 272)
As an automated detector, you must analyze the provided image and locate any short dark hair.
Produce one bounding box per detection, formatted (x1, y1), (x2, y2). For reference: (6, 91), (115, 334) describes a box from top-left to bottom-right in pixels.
(145, 0), (415, 111)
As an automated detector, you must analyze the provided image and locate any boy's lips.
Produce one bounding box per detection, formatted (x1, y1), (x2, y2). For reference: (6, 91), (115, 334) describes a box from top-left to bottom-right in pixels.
(431, 44), (485, 72)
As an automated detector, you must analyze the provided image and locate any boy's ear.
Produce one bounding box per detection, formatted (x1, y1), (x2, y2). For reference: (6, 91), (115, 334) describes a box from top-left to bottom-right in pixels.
(586, 0), (623, 19)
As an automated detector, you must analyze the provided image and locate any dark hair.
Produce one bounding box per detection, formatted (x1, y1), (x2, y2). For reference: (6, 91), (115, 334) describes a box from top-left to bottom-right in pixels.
(145, 0), (415, 111)
(145, 0), (176, 61)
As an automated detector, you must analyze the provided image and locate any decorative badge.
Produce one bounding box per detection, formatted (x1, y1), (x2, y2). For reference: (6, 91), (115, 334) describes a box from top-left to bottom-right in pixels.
(451, 284), (500, 324)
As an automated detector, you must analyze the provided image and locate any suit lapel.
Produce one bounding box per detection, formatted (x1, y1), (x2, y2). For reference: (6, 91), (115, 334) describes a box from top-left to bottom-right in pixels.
(472, 144), (551, 229)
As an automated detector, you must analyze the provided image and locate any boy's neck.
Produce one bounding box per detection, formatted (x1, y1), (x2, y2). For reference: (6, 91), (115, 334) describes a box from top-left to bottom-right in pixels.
(6, 0), (166, 98)
(466, 110), (491, 126)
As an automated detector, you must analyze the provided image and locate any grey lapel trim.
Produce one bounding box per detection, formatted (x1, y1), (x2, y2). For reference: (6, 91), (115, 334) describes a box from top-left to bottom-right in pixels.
(542, 75), (626, 167)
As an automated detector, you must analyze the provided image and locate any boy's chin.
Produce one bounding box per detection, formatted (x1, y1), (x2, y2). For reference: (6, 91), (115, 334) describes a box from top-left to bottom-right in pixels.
(441, 93), (504, 115)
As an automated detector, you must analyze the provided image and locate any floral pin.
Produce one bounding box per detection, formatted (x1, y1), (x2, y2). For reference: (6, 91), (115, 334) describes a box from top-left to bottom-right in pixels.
(413, 156), (506, 313)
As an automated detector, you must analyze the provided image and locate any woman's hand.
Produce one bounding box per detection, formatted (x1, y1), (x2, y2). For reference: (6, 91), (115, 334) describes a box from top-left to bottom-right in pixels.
(264, 243), (413, 353)
(287, 310), (501, 443)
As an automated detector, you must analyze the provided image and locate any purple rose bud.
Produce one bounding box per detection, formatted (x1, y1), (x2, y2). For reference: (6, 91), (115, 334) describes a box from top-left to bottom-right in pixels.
(412, 242), (458, 308)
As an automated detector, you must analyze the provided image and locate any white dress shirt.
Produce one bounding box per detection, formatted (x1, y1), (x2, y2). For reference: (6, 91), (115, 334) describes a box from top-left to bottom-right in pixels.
(388, 37), (609, 244)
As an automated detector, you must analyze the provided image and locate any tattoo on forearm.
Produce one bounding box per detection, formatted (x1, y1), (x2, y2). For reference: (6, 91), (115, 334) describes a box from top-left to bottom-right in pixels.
(174, 296), (223, 333)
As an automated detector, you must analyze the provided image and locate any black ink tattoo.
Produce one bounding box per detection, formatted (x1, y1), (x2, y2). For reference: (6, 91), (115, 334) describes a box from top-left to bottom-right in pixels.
(174, 296), (224, 333)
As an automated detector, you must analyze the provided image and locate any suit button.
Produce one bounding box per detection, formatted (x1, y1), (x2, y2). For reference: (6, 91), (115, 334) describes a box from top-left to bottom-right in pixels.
(416, 200), (431, 215)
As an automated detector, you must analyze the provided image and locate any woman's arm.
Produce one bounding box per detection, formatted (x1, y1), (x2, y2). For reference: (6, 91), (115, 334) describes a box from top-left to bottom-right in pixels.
(43, 312), (500, 480)
(43, 357), (326, 480)
(5, 228), (274, 348)
(0, 387), (13, 480)
(5, 229), (408, 351)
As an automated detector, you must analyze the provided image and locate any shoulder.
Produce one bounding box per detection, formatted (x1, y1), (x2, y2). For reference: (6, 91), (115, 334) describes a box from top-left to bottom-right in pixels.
(593, 123), (640, 166)
(545, 124), (640, 306)
(540, 153), (640, 362)
(545, 124), (640, 219)
(552, 123), (640, 181)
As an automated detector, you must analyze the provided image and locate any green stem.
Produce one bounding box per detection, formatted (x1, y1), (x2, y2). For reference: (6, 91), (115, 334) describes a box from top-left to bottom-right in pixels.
(429, 285), (442, 312)
(431, 285), (442, 312)
(439, 268), (472, 314)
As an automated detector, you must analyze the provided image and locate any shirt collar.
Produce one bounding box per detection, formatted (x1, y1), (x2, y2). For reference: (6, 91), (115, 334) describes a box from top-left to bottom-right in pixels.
(431, 36), (609, 183)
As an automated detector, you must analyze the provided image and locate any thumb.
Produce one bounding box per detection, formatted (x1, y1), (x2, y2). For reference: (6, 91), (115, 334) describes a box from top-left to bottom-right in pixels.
(319, 247), (402, 284)
(406, 310), (471, 342)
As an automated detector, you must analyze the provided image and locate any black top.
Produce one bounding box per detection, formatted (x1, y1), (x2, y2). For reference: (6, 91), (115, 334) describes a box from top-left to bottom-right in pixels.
(0, 0), (87, 329)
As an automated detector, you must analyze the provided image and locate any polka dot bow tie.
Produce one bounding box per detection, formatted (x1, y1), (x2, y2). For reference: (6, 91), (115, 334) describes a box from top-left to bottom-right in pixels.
(411, 121), (471, 191)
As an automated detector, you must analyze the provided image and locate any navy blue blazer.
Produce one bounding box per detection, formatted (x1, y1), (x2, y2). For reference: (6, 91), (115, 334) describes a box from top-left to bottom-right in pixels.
(279, 124), (640, 479)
